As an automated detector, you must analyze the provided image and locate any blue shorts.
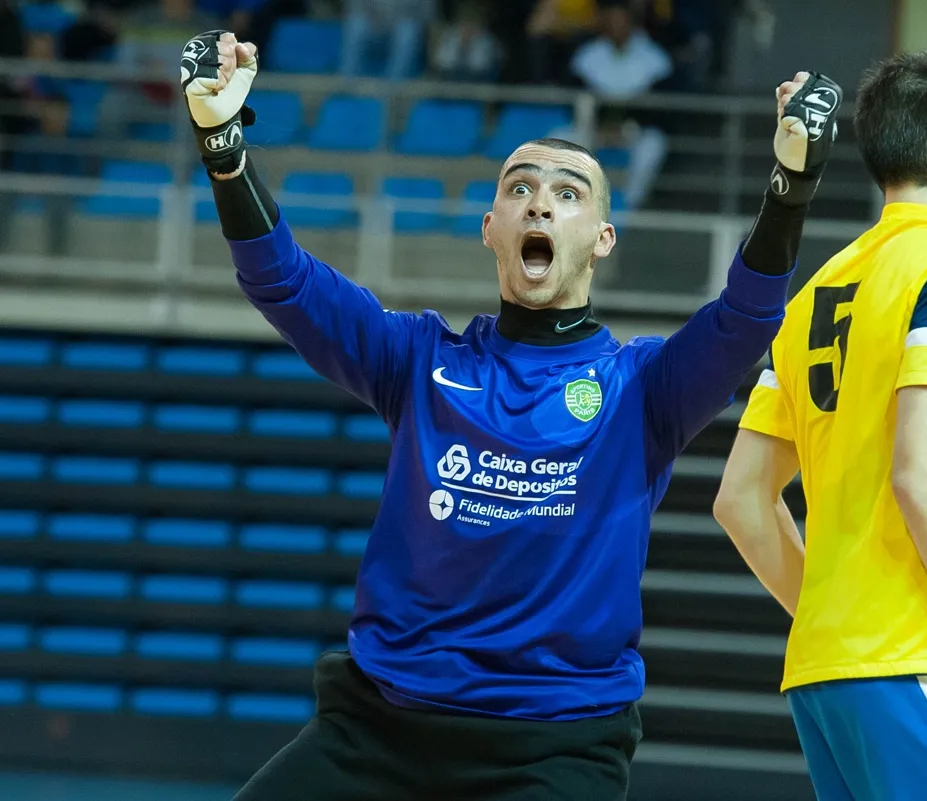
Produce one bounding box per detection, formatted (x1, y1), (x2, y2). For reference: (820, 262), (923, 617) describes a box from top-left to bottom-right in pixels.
(787, 675), (927, 801)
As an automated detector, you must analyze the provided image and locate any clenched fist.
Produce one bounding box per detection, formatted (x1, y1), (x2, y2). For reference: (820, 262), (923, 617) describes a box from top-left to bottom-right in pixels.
(769, 70), (842, 206)
(181, 30), (259, 173)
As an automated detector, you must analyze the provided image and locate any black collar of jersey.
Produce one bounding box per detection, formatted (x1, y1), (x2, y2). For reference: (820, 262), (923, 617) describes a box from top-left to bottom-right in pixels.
(495, 298), (602, 346)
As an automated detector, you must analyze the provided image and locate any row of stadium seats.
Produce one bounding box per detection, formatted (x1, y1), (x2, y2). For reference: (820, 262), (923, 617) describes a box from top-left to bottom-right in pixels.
(0, 335), (322, 376)
(48, 83), (633, 165)
(0, 511), (368, 553)
(0, 566), (354, 609)
(17, 159), (627, 232)
(0, 624), (334, 669)
(0, 678), (313, 720)
(0, 452), (385, 495)
(0, 396), (388, 441)
(19, 10), (343, 78)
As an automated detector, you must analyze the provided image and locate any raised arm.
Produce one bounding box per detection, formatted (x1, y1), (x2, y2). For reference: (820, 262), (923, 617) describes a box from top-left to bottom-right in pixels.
(181, 30), (420, 424)
(642, 70), (842, 476)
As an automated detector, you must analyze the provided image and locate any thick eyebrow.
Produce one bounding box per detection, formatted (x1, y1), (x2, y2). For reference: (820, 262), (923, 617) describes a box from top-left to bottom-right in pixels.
(501, 162), (593, 191)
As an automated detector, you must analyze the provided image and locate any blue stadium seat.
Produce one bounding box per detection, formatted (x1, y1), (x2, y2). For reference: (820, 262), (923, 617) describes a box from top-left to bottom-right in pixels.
(153, 405), (241, 433)
(235, 580), (324, 609)
(338, 472), (385, 498)
(265, 19), (342, 73)
(139, 575), (228, 605)
(227, 693), (314, 722)
(0, 337), (52, 366)
(147, 461), (236, 490)
(243, 467), (332, 495)
(308, 95), (385, 152)
(0, 396), (50, 424)
(245, 90), (304, 146)
(249, 410), (337, 438)
(598, 148), (632, 169)
(131, 688), (219, 717)
(231, 637), (320, 666)
(0, 511), (39, 539)
(20, 3), (76, 33)
(611, 189), (628, 234)
(330, 586), (355, 612)
(0, 453), (45, 481)
(36, 682), (121, 711)
(396, 100), (483, 157)
(0, 680), (27, 706)
(343, 415), (390, 442)
(61, 342), (149, 371)
(0, 624), (30, 651)
(39, 627), (127, 656)
(61, 80), (108, 137)
(143, 519), (231, 549)
(58, 400), (145, 428)
(451, 180), (496, 238)
(382, 177), (445, 234)
(281, 172), (357, 229)
(135, 632), (224, 662)
(483, 105), (573, 160)
(0, 567), (36, 595)
(82, 161), (173, 219)
(333, 529), (370, 556)
(129, 122), (174, 143)
(192, 169), (219, 223)
(156, 346), (245, 376)
(52, 456), (140, 485)
(239, 523), (327, 554)
(252, 351), (320, 381)
(48, 514), (135, 543)
(44, 570), (132, 599)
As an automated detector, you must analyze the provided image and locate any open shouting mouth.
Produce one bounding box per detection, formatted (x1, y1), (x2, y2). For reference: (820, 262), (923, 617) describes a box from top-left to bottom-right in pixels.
(520, 232), (555, 282)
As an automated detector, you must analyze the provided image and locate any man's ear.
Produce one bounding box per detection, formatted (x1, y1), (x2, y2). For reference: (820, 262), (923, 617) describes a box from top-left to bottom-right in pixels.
(594, 222), (617, 260)
(482, 212), (494, 249)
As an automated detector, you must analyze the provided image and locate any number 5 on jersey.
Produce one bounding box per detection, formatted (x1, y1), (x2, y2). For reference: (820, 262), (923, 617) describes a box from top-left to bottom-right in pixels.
(808, 283), (860, 412)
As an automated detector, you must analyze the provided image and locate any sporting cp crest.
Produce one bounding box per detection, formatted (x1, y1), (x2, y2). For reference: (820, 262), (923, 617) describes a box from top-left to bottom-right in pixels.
(564, 379), (602, 422)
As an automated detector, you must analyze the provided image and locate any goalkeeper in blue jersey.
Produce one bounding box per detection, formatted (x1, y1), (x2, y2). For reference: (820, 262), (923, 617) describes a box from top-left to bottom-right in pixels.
(181, 31), (841, 801)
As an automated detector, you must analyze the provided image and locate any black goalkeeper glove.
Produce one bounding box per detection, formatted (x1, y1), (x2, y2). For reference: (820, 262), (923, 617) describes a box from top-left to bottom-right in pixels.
(180, 30), (258, 175)
(769, 71), (843, 207)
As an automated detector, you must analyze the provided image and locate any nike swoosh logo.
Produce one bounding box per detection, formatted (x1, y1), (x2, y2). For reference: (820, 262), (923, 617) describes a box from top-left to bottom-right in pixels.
(432, 367), (482, 392)
(555, 317), (587, 333)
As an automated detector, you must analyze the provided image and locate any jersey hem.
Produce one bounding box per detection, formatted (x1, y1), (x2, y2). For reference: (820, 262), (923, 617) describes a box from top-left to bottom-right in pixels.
(780, 659), (927, 693)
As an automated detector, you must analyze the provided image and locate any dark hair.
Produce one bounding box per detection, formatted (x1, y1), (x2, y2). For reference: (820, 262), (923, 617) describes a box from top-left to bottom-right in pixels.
(854, 51), (927, 191)
(519, 137), (612, 220)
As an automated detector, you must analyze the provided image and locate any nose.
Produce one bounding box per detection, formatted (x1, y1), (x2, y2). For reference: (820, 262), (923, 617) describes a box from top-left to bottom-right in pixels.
(526, 191), (553, 221)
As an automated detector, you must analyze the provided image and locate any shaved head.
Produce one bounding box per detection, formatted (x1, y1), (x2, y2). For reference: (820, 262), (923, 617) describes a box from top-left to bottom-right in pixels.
(502, 138), (612, 220)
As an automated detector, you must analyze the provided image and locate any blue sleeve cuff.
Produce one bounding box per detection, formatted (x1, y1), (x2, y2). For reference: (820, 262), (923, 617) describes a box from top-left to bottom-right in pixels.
(722, 245), (794, 319)
(226, 206), (298, 279)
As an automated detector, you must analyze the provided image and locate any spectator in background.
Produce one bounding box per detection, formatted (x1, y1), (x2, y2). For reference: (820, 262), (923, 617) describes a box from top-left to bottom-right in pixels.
(60, 1), (120, 62)
(571, 0), (672, 101)
(568, 0), (671, 225)
(98, 0), (220, 139)
(525, 0), (598, 85)
(195, 0), (309, 56)
(431, 0), (500, 83)
(341, 0), (435, 81)
(0, 16), (78, 255)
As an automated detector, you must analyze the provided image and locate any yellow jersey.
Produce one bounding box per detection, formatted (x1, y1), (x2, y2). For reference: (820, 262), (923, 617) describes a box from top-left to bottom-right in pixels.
(740, 202), (927, 693)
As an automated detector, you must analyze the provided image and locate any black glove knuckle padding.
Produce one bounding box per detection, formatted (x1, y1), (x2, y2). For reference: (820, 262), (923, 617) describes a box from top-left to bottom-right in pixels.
(783, 71), (843, 169)
(182, 29), (257, 130)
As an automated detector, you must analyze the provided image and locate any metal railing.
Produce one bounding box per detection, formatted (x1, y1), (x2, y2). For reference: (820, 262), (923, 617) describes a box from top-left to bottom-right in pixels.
(0, 58), (876, 337)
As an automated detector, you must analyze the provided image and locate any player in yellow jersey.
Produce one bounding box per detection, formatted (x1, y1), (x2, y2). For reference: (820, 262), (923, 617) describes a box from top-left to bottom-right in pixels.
(714, 52), (927, 801)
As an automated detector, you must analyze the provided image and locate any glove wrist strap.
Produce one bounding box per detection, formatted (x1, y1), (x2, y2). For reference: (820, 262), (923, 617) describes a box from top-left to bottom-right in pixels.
(768, 162), (822, 208)
(191, 112), (248, 175)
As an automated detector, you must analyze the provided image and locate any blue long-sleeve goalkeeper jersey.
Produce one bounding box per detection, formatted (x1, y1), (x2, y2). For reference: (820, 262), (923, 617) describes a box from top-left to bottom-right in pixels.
(229, 212), (792, 722)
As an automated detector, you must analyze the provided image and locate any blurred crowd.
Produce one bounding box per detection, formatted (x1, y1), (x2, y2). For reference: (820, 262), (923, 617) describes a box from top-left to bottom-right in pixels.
(0, 0), (774, 255)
